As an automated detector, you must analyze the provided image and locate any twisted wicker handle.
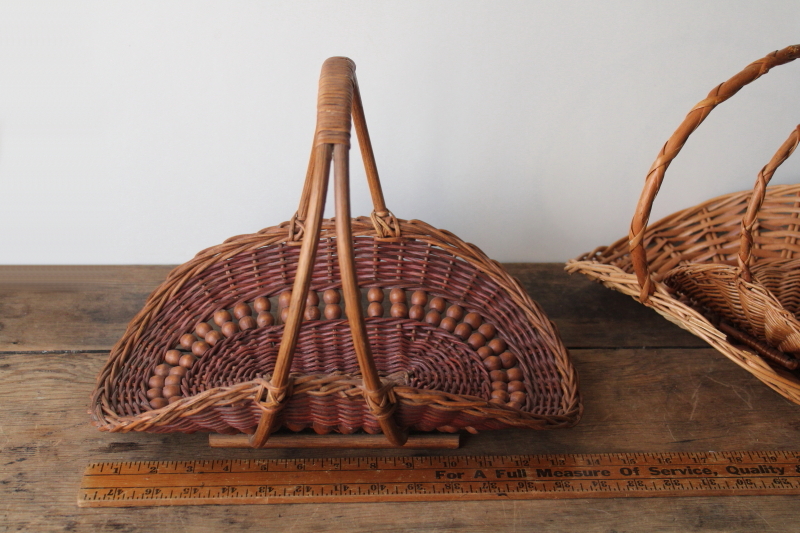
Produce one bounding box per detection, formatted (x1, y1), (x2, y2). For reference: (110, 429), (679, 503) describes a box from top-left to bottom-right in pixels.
(738, 125), (800, 281)
(250, 58), (407, 447)
(295, 58), (396, 236)
(630, 44), (800, 302)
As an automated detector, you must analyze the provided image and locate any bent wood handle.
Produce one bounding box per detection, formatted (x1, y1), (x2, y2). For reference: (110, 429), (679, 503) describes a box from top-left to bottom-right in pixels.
(296, 57), (390, 221)
(251, 58), (406, 447)
(738, 125), (800, 281)
(629, 44), (800, 302)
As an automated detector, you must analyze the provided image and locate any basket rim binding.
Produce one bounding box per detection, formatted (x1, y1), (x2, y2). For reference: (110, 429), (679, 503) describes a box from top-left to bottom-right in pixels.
(91, 57), (581, 445)
(567, 44), (800, 403)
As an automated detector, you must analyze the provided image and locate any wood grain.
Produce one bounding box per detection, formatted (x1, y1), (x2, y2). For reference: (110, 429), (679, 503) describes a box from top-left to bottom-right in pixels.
(0, 265), (174, 352)
(2, 347), (799, 531)
(2, 265), (799, 532)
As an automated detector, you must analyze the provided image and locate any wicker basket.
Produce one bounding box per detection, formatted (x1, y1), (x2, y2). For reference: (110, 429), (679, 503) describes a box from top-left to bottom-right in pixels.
(90, 57), (581, 447)
(567, 45), (800, 403)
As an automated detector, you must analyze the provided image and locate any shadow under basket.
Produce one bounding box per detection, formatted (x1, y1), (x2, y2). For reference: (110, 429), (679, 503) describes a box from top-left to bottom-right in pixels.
(90, 57), (581, 447)
(568, 45), (800, 403)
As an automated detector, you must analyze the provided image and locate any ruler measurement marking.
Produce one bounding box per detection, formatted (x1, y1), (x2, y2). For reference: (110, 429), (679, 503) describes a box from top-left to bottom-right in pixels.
(79, 451), (800, 507)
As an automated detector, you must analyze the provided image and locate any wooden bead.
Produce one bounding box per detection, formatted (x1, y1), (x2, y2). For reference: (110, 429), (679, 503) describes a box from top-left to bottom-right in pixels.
(149, 398), (168, 409)
(476, 346), (493, 359)
(478, 323), (496, 341)
(509, 391), (526, 404)
(446, 305), (464, 321)
(179, 354), (196, 369)
(324, 303), (342, 319)
(499, 351), (518, 369)
(454, 322), (472, 340)
(390, 302), (408, 318)
(164, 349), (182, 366)
(214, 310), (232, 327)
(367, 302), (384, 317)
(253, 296), (271, 313)
(467, 332), (486, 350)
(506, 367), (523, 382)
(487, 338), (507, 355)
(489, 369), (508, 383)
(154, 364), (172, 377)
(305, 292), (319, 307)
(191, 340), (210, 356)
(491, 390), (509, 403)
(164, 374), (182, 387)
(280, 307), (290, 323)
(429, 297), (446, 313)
(179, 333), (197, 350)
(233, 302), (252, 319)
(256, 311), (274, 327)
(168, 396), (183, 404)
(148, 375), (165, 389)
(278, 290), (292, 308)
(146, 388), (162, 400)
(507, 380), (525, 393)
(439, 317), (457, 333)
(425, 310), (442, 327)
(463, 312), (482, 329)
(323, 289), (341, 304)
(205, 330), (222, 346)
(162, 385), (180, 398)
(483, 356), (502, 371)
(491, 380), (508, 391)
(239, 316), (257, 331)
(408, 304), (425, 321)
(304, 305), (321, 321)
(169, 365), (187, 377)
(367, 287), (384, 303)
(410, 290), (428, 306)
(221, 321), (240, 338)
(194, 322), (212, 338)
(389, 288), (406, 304)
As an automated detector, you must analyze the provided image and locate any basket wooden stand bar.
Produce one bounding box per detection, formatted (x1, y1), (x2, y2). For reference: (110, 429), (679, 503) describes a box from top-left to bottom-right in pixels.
(91, 57), (581, 448)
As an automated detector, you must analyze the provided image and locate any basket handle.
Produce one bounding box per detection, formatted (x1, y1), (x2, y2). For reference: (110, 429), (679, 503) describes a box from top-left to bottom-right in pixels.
(629, 44), (800, 302)
(249, 58), (407, 448)
(738, 125), (800, 281)
(293, 59), (398, 239)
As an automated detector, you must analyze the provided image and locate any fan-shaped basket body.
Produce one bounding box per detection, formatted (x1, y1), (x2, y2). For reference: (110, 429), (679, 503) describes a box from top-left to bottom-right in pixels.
(90, 58), (581, 446)
(568, 45), (800, 403)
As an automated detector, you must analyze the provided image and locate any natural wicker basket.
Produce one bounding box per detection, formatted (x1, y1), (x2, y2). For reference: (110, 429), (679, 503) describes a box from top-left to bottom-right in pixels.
(91, 57), (581, 447)
(567, 45), (800, 403)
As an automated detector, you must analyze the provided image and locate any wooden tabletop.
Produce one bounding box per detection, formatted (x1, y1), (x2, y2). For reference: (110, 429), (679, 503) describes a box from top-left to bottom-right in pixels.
(2, 264), (799, 532)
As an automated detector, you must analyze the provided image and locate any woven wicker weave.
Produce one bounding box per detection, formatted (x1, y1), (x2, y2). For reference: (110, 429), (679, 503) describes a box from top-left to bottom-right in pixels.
(567, 45), (800, 403)
(90, 57), (581, 446)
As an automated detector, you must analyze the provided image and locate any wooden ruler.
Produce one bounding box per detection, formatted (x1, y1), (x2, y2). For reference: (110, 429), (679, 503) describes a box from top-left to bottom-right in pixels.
(78, 451), (800, 507)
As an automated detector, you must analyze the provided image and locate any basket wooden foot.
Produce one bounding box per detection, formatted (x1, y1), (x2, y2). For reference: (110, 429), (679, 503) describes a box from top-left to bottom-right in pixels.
(209, 432), (460, 449)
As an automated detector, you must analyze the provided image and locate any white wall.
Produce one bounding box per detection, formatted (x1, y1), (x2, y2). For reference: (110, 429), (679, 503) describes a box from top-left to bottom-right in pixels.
(1, 1), (799, 264)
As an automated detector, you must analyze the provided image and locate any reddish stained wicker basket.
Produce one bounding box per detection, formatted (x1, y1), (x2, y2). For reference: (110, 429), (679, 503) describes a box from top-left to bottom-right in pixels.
(90, 57), (581, 447)
(567, 45), (800, 403)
